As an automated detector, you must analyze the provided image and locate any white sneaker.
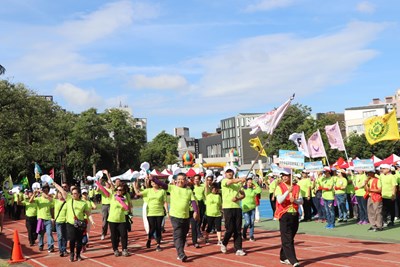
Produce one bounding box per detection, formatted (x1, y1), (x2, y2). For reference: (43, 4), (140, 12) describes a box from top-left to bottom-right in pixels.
(220, 244), (227, 253)
(101, 235), (105, 240)
(280, 259), (291, 265)
(293, 263), (300, 267)
(217, 241), (222, 246)
(235, 250), (246, 256)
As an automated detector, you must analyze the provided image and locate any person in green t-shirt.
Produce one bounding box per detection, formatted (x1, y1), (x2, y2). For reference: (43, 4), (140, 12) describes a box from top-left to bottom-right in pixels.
(242, 176), (262, 241)
(81, 188), (96, 253)
(379, 164), (397, 226)
(192, 174), (206, 241)
(53, 190), (68, 257)
(334, 170), (348, 222)
(220, 168), (246, 256)
(151, 173), (199, 262)
(107, 183), (131, 257)
(266, 173), (279, 219)
(318, 169), (335, 229)
(354, 171), (369, 224)
(96, 176), (112, 240)
(23, 190), (38, 246)
(30, 182), (65, 253)
(204, 182), (222, 245)
(297, 171), (312, 221)
(60, 186), (93, 262)
(134, 177), (167, 252)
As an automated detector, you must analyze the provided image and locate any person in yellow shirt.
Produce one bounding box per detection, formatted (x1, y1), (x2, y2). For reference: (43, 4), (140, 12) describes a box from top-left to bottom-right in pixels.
(334, 170), (348, 223)
(365, 170), (383, 231)
(354, 171), (369, 224)
(297, 171), (312, 221)
(379, 164), (397, 227)
(318, 169), (335, 229)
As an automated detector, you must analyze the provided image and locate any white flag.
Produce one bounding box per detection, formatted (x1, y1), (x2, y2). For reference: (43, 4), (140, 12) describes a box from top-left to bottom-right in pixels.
(249, 97), (293, 135)
(289, 132), (310, 157)
(307, 129), (327, 158)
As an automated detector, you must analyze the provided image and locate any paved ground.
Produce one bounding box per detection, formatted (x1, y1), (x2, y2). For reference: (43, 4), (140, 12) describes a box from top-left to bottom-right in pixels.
(1, 213), (400, 267)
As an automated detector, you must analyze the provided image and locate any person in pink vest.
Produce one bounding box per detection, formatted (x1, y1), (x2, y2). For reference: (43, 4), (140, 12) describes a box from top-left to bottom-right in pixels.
(275, 170), (303, 267)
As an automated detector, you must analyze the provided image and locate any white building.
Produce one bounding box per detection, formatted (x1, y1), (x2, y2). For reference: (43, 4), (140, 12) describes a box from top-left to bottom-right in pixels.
(344, 89), (400, 137)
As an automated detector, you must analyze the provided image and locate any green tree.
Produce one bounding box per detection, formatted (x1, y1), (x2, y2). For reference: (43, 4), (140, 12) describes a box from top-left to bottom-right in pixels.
(140, 131), (178, 169)
(102, 109), (146, 173)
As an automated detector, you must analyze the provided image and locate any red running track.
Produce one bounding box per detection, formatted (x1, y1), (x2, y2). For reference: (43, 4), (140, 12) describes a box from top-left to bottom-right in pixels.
(1, 214), (400, 267)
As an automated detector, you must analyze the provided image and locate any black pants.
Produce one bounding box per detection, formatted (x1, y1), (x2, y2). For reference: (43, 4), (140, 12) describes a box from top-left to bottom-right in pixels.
(382, 198), (395, 223)
(148, 216), (163, 244)
(279, 212), (299, 265)
(25, 216), (37, 245)
(189, 211), (198, 244)
(270, 193), (276, 216)
(67, 223), (83, 256)
(206, 216), (222, 232)
(198, 200), (206, 232)
(170, 216), (190, 259)
(222, 208), (242, 250)
(109, 222), (128, 251)
(303, 198), (312, 221)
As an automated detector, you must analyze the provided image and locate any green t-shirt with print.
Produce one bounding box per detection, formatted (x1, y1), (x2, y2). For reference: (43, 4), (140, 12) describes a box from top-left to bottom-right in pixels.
(334, 176), (348, 195)
(168, 185), (196, 219)
(141, 188), (166, 217)
(107, 195), (129, 223)
(221, 179), (242, 209)
(354, 174), (367, 197)
(54, 199), (67, 223)
(319, 177), (334, 200)
(241, 183), (262, 213)
(193, 184), (205, 202)
(346, 175), (355, 194)
(66, 199), (89, 225)
(379, 173), (397, 199)
(23, 199), (37, 217)
(35, 196), (54, 220)
(99, 187), (112, 205)
(205, 193), (222, 217)
(298, 178), (311, 198)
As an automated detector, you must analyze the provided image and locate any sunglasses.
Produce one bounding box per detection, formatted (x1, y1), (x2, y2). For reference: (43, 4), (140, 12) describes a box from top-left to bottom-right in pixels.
(116, 189), (123, 192)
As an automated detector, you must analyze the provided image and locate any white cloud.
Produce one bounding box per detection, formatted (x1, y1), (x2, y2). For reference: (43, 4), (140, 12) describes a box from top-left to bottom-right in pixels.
(54, 83), (103, 109)
(356, 1), (376, 14)
(245, 0), (295, 12)
(130, 74), (188, 90)
(191, 21), (385, 105)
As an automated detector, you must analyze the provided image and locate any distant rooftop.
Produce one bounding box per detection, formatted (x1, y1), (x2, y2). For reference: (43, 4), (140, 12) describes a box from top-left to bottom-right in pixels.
(345, 104), (386, 111)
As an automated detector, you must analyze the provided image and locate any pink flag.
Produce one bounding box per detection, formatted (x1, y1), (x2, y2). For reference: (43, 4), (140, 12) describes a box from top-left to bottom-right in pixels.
(249, 96), (293, 135)
(325, 122), (345, 151)
(308, 130), (327, 158)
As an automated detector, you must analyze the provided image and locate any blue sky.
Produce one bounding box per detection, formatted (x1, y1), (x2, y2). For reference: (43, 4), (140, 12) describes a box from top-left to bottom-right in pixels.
(1, 0), (400, 140)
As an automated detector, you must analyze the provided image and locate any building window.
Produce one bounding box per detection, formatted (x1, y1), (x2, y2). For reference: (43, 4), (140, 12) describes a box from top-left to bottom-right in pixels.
(237, 128), (240, 137)
(363, 110), (377, 119)
(241, 118), (245, 127)
(348, 125), (364, 133)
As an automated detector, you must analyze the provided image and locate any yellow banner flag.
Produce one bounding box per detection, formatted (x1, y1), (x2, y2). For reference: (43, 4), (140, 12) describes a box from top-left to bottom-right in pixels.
(249, 137), (267, 157)
(2, 175), (13, 191)
(364, 110), (400, 145)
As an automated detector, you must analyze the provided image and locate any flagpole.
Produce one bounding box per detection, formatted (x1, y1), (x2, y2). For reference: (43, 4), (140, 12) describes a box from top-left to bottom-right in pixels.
(244, 135), (273, 179)
(245, 93), (295, 178)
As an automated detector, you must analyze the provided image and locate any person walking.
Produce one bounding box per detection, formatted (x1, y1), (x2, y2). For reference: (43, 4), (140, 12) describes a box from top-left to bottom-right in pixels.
(204, 183), (222, 245)
(379, 164), (397, 227)
(96, 177), (112, 240)
(151, 173), (199, 262)
(108, 183), (131, 257)
(354, 171), (369, 225)
(220, 168), (246, 256)
(242, 176), (262, 241)
(62, 186), (94, 262)
(275, 171), (302, 267)
(54, 190), (68, 257)
(133, 177), (167, 252)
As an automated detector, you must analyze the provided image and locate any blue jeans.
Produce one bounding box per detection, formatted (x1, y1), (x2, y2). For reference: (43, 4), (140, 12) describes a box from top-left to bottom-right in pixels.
(323, 199), (335, 226)
(38, 219), (54, 249)
(356, 196), (368, 222)
(56, 222), (67, 253)
(243, 209), (256, 238)
(336, 194), (348, 220)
